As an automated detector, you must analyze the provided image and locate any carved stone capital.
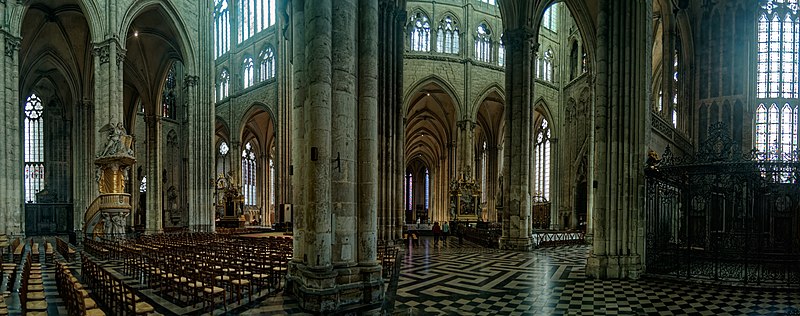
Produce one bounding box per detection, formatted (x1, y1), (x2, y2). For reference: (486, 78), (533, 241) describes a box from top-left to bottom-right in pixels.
(116, 49), (126, 66)
(184, 75), (199, 88)
(456, 119), (476, 131)
(501, 28), (535, 52)
(4, 36), (21, 58)
(93, 45), (110, 64)
(144, 114), (161, 125)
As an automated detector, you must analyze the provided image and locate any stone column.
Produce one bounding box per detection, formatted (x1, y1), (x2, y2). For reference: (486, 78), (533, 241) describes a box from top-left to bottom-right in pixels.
(184, 71), (213, 232)
(487, 145), (498, 222)
(290, 0), (308, 268)
(499, 28), (535, 250)
(456, 120), (476, 178)
(1, 33), (22, 236)
(586, 0), (651, 279)
(144, 115), (163, 234)
(549, 137), (560, 229)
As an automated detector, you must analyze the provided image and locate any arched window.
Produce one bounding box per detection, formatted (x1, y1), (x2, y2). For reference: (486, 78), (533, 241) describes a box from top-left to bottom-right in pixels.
(436, 15), (459, 54)
(219, 141), (229, 156)
(498, 35), (505, 67)
(214, 0), (230, 58)
(261, 0), (276, 31)
(409, 12), (431, 52)
(672, 38), (681, 128)
(242, 142), (257, 206)
(162, 63), (177, 119)
(139, 176), (147, 193)
(406, 172), (413, 210)
(218, 69), (230, 101)
(570, 41), (579, 80)
(533, 117), (550, 202)
(24, 93), (45, 203)
(542, 49), (554, 82)
(475, 22), (492, 62)
(424, 169), (429, 210)
(542, 3), (558, 32)
(756, 1), (799, 160)
(269, 158), (275, 211)
(242, 57), (254, 89)
(260, 46), (276, 81)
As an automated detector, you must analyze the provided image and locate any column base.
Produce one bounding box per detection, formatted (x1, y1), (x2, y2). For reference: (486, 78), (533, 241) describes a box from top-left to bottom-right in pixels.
(287, 262), (384, 313)
(585, 253), (642, 279)
(498, 236), (533, 251)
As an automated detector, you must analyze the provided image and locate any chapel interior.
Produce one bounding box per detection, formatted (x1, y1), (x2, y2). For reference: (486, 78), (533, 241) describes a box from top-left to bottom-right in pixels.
(0, 0), (797, 315)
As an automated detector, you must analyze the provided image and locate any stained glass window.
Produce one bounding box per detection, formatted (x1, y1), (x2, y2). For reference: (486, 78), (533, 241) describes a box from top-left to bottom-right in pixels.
(498, 36), (505, 67)
(672, 43), (680, 128)
(409, 12), (431, 52)
(242, 142), (257, 206)
(424, 169), (429, 210)
(436, 15), (459, 54)
(219, 141), (229, 156)
(260, 46), (276, 81)
(24, 94), (44, 203)
(218, 69), (230, 101)
(542, 49), (554, 82)
(139, 176), (147, 193)
(239, 0), (275, 43)
(542, 3), (558, 32)
(475, 22), (492, 62)
(756, 0), (799, 161)
(406, 173), (413, 210)
(214, 0), (230, 58)
(162, 63), (177, 119)
(243, 57), (254, 89)
(533, 117), (550, 201)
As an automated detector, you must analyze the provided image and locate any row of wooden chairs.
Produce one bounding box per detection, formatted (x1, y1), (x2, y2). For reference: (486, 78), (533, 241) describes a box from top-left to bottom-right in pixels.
(20, 252), (47, 315)
(55, 261), (104, 316)
(57, 237), (76, 262)
(12, 238), (23, 263)
(81, 255), (155, 316)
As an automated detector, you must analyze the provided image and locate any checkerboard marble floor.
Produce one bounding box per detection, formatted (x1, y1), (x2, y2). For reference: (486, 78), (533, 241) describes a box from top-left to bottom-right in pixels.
(245, 236), (800, 315)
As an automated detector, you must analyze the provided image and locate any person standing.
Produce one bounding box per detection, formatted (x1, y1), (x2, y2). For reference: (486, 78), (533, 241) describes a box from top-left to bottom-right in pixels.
(442, 221), (450, 244)
(432, 222), (442, 247)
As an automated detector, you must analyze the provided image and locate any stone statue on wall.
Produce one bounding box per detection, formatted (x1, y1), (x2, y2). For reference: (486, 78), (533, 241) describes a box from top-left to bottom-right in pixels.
(98, 122), (133, 158)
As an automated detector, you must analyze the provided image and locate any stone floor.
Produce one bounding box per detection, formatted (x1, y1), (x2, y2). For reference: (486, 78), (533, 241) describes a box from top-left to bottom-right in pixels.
(244, 237), (800, 315)
(5, 237), (800, 315)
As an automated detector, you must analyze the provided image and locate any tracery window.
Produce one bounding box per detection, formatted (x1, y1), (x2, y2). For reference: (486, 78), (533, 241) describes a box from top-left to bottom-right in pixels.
(406, 173), (413, 210)
(219, 141), (229, 156)
(756, 0), (800, 160)
(533, 117), (550, 201)
(542, 49), (554, 82)
(542, 3), (558, 32)
(162, 63), (177, 119)
(24, 94), (44, 203)
(218, 69), (230, 101)
(242, 57), (254, 89)
(475, 22), (492, 62)
(239, 0), (275, 43)
(260, 46), (276, 81)
(242, 142), (257, 206)
(672, 41), (680, 128)
(409, 12), (431, 52)
(214, 0), (230, 58)
(424, 169), (430, 210)
(436, 15), (459, 54)
(498, 36), (505, 67)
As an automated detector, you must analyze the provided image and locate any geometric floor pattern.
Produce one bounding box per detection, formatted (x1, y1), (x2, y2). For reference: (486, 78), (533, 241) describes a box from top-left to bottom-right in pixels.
(243, 236), (800, 315)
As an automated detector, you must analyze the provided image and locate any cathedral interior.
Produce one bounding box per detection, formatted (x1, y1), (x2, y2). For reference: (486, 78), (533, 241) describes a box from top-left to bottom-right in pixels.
(0, 0), (798, 314)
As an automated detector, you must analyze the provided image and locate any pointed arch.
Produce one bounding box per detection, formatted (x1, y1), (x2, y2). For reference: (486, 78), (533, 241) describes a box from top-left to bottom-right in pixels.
(403, 75), (463, 119)
(119, 0), (196, 68)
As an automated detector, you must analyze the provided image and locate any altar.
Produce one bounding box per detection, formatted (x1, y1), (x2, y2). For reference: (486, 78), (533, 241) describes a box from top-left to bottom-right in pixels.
(215, 173), (246, 228)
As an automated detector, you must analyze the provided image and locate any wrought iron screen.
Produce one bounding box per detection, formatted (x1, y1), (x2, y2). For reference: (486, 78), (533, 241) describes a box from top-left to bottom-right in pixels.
(645, 123), (800, 287)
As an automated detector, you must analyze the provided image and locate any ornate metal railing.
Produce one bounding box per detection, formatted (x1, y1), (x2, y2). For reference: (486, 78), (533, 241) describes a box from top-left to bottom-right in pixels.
(645, 123), (800, 287)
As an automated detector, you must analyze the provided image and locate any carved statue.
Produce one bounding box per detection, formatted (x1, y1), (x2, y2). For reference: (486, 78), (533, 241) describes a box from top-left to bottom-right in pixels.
(646, 149), (661, 175)
(98, 122), (133, 157)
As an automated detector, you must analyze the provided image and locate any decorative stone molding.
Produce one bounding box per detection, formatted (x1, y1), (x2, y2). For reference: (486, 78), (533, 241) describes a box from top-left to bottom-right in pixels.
(501, 28), (535, 52)
(116, 50), (126, 66)
(456, 119), (476, 131)
(143, 114), (161, 126)
(4, 36), (21, 58)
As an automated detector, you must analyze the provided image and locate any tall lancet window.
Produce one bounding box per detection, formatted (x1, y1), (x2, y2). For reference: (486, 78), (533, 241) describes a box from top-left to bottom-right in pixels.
(214, 0), (230, 58)
(242, 57), (254, 89)
(437, 15), (459, 54)
(475, 22), (492, 62)
(533, 117), (551, 201)
(424, 169), (430, 210)
(242, 142), (257, 206)
(542, 49), (554, 82)
(672, 37), (681, 128)
(498, 35), (505, 67)
(409, 12), (431, 52)
(406, 172), (413, 210)
(218, 69), (230, 101)
(542, 3), (558, 32)
(260, 46), (276, 81)
(756, 0), (800, 161)
(162, 63), (177, 119)
(24, 94), (45, 203)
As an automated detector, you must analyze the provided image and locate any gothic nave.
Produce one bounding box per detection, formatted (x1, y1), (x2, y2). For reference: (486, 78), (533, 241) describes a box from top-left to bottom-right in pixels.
(0, 0), (798, 314)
